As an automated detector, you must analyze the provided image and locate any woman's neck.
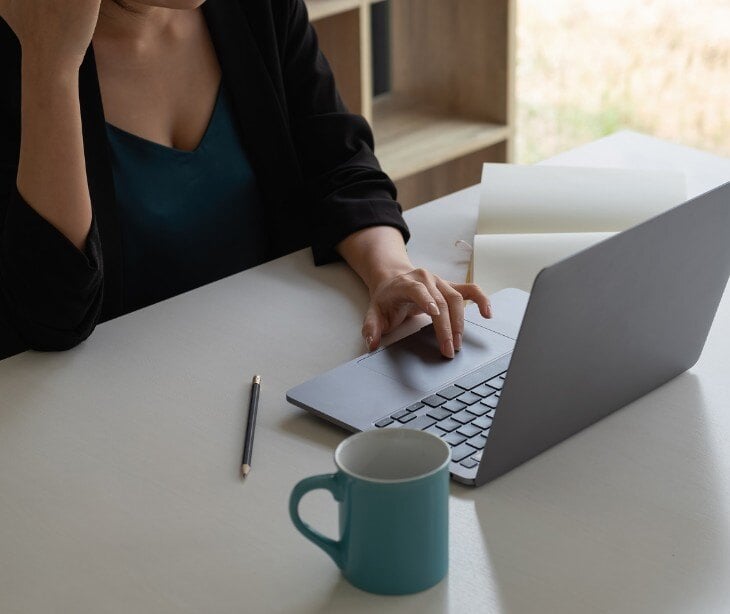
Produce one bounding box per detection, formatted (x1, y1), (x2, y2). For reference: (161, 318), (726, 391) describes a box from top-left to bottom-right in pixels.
(95, 1), (193, 51)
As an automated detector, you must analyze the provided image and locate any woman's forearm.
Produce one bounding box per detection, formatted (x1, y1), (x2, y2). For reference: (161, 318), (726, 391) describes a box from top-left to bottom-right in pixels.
(16, 58), (93, 251)
(336, 226), (414, 293)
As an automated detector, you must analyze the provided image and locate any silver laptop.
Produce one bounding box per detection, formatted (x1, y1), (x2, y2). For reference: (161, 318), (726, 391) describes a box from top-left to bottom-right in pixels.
(287, 182), (730, 486)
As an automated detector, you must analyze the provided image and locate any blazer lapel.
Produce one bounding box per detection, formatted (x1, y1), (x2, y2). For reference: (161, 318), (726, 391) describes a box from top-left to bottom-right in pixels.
(79, 46), (125, 320)
(203, 0), (305, 257)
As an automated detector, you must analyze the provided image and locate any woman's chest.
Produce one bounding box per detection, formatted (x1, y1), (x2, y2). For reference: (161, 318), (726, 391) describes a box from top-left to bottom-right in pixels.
(92, 14), (222, 152)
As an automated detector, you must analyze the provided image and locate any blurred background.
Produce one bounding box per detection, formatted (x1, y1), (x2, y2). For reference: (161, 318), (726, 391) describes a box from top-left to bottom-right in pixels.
(516, 0), (730, 163)
(311, 0), (729, 207)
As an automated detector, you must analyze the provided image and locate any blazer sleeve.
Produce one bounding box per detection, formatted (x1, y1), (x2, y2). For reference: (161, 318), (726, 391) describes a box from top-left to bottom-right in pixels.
(0, 20), (104, 355)
(279, 0), (410, 265)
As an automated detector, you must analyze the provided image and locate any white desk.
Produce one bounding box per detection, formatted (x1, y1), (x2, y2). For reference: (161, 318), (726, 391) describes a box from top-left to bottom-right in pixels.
(1, 132), (729, 614)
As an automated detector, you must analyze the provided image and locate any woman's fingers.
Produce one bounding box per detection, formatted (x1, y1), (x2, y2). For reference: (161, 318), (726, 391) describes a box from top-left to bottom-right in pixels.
(365, 270), (493, 359)
(362, 305), (385, 352)
(420, 281), (455, 358)
(451, 282), (492, 318)
(436, 278), (465, 352)
(390, 274), (441, 317)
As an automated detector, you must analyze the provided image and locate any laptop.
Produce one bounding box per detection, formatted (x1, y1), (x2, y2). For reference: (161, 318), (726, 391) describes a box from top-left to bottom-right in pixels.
(287, 181), (730, 486)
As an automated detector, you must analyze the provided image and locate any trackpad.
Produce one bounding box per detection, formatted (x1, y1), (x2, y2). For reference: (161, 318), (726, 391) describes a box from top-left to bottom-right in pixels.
(357, 320), (515, 393)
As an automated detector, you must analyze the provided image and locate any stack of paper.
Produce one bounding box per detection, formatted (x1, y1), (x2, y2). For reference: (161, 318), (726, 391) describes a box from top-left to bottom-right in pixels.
(473, 164), (687, 293)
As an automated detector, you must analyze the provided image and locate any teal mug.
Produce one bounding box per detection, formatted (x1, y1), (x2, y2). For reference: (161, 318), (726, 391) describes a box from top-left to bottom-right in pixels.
(289, 428), (451, 595)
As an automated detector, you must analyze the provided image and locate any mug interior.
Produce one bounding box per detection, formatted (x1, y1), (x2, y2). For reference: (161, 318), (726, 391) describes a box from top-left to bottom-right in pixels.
(335, 429), (450, 482)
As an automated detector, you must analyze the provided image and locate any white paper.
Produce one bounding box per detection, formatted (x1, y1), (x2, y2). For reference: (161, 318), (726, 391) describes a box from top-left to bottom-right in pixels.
(477, 164), (686, 235)
(473, 232), (615, 294)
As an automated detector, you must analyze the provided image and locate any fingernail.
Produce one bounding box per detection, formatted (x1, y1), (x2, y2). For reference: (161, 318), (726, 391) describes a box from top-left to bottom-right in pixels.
(364, 336), (373, 351)
(428, 302), (440, 316)
(454, 333), (462, 351)
(443, 339), (455, 358)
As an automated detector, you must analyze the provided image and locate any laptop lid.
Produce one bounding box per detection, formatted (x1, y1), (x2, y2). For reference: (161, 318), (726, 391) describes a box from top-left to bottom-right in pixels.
(477, 181), (730, 485)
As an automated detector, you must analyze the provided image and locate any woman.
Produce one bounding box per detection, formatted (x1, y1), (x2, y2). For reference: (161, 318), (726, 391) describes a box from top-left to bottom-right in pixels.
(0, 0), (491, 361)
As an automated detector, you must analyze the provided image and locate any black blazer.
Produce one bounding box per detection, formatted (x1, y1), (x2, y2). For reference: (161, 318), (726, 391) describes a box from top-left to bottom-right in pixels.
(0, 0), (409, 360)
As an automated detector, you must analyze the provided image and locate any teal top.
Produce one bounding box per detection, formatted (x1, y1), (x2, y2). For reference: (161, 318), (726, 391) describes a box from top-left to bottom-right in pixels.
(105, 83), (269, 312)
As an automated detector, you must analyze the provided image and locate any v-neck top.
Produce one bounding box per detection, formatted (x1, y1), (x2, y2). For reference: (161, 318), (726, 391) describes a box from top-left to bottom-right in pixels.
(105, 82), (270, 312)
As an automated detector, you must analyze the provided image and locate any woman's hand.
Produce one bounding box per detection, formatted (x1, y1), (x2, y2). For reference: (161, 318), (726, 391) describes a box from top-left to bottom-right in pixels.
(0, 0), (102, 71)
(337, 226), (492, 359)
(363, 268), (491, 358)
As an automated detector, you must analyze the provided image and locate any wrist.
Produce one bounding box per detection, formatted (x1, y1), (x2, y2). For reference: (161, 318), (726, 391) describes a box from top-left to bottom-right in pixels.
(365, 260), (415, 295)
(337, 225), (414, 293)
(22, 54), (82, 84)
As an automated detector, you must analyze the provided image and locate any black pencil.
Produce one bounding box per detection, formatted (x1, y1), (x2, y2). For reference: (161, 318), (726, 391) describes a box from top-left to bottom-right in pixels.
(241, 374), (261, 479)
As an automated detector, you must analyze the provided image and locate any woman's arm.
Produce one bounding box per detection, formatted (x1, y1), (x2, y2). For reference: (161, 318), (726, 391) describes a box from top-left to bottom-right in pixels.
(0, 3), (105, 353)
(278, 0), (409, 265)
(278, 0), (491, 357)
(337, 226), (491, 359)
(17, 61), (92, 250)
(3, 0), (102, 249)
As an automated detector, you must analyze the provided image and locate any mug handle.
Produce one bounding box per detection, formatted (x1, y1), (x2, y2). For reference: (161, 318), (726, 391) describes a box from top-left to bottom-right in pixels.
(289, 473), (345, 569)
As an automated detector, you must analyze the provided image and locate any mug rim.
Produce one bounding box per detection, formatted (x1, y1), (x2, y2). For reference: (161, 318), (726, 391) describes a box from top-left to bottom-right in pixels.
(334, 429), (451, 484)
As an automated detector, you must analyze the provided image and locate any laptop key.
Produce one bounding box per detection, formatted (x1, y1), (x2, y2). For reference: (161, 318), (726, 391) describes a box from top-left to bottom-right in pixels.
(480, 394), (500, 409)
(391, 409), (409, 420)
(465, 403), (489, 417)
(451, 442), (477, 462)
(375, 417), (393, 427)
(427, 407), (451, 421)
(485, 375), (504, 390)
(422, 394), (446, 408)
(424, 424), (446, 438)
(472, 450), (484, 462)
(443, 431), (467, 447)
(436, 417), (461, 432)
(397, 412), (417, 424)
(442, 399), (467, 413)
(457, 391), (482, 406)
(473, 415), (493, 430)
(470, 383), (494, 398)
(453, 369), (491, 390)
(457, 423), (482, 438)
(461, 458), (479, 469)
(451, 409), (477, 425)
(466, 434), (487, 449)
(436, 385), (463, 400)
(402, 414), (437, 431)
(406, 402), (425, 413)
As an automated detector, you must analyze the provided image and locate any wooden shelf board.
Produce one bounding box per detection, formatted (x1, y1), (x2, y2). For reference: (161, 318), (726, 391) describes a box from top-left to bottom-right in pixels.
(305, 0), (362, 22)
(372, 96), (511, 181)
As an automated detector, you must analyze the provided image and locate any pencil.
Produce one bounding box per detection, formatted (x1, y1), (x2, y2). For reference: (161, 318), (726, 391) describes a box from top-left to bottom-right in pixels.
(241, 374), (261, 479)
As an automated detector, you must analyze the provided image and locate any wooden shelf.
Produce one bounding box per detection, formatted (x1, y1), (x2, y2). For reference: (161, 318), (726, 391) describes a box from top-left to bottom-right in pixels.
(305, 0), (361, 22)
(372, 96), (510, 181)
(307, 0), (515, 207)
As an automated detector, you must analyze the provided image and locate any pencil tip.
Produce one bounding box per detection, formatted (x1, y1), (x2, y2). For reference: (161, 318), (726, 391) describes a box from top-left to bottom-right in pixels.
(241, 464), (251, 479)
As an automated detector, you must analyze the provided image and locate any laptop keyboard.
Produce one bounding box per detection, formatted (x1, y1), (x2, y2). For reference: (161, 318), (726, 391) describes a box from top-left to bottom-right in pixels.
(374, 364), (508, 470)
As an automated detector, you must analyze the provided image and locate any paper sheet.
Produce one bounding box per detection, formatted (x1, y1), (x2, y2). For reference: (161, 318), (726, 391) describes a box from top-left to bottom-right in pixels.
(477, 164), (686, 235)
(473, 232), (615, 294)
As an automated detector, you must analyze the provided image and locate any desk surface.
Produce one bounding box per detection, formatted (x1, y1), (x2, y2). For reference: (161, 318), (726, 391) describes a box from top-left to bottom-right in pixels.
(2, 132), (730, 614)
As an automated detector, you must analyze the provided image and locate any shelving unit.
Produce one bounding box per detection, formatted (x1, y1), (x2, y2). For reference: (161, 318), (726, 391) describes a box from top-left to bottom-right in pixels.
(305, 0), (515, 209)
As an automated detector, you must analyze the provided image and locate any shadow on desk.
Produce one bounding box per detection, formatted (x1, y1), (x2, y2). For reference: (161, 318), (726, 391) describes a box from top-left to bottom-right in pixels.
(453, 372), (727, 614)
(279, 410), (350, 452)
